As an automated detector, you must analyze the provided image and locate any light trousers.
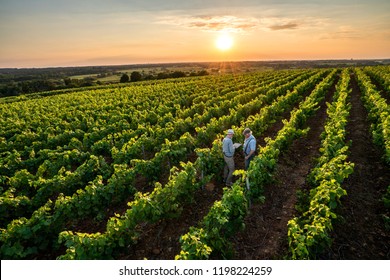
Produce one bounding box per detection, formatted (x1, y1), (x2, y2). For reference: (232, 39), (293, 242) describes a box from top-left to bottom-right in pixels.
(223, 155), (235, 185)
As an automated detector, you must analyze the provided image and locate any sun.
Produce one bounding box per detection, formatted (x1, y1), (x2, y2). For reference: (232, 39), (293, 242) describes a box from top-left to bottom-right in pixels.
(215, 33), (233, 51)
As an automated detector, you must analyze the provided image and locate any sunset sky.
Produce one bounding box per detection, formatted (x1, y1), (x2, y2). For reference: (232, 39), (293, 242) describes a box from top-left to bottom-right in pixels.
(1, 0), (389, 68)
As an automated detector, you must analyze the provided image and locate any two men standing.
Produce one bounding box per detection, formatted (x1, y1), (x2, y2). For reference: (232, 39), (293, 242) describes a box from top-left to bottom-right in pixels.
(222, 128), (256, 186)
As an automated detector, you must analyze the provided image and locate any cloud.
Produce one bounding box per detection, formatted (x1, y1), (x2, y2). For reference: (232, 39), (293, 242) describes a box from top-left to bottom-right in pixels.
(158, 15), (260, 33)
(260, 16), (327, 31)
(268, 22), (299, 30)
(158, 14), (328, 33)
(319, 25), (363, 40)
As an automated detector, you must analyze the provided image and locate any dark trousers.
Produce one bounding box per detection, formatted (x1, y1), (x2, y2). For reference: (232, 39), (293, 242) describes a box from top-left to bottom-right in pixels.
(245, 154), (255, 170)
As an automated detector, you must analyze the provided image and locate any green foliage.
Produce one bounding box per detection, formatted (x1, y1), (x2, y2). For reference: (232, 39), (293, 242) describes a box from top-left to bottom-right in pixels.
(0, 201), (60, 259)
(177, 69), (338, 260)
(176, 183), (248, 259)
(120, 73), (130, 83)
(195, 139), (224, 176)
(356, 68), (390, 232)
(356, 68), (390, 164)
(176, 228), (213, 260)
(4, 67), (378, 261)
(58, 162), (204, 259)
(287, 68), (354, 259)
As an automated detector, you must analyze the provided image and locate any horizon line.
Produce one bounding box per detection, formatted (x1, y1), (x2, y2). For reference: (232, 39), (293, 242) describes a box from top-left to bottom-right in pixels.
(1, 58), (390, 70)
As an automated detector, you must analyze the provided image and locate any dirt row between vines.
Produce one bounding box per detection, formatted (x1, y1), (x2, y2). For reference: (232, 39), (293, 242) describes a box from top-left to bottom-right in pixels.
(230, 76), (336, 259)
(367, 72), (390, 104)
(115, 77), (336, 260)
(231, 73), (390, 260)
(320, 74), (390, 259)
(52, 72), (390, 260)
(43, 77), (316, 259)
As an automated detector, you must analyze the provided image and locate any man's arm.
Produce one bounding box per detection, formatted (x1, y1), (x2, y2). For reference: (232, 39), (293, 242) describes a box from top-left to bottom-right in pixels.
(245, 139), (256, 159)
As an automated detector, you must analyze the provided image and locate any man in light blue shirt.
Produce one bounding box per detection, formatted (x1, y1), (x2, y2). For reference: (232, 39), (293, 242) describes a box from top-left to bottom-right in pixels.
(222, 129), (235, 186)
(243, 128), (256, 170)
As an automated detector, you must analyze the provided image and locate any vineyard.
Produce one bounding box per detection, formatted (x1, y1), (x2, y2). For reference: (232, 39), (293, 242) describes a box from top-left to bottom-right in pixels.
(0, 66), (389, 260)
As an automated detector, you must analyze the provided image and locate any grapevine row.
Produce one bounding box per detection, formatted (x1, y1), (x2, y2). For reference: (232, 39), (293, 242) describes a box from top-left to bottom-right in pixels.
(355, 68), (390, 233)
(0, 70), (317, 258)
(363, 66), (390, 95)
(0, 70), (313, 224)
(55, 70), (331, 259)
(287, 69), (354, 259)
(175, 69), (338, 259)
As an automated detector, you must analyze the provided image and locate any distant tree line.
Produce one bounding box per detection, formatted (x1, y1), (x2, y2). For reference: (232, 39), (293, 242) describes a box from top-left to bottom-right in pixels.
(120, 70), (209, 83)
(0, 69), (209, 98)
(0, 77), (99, 98)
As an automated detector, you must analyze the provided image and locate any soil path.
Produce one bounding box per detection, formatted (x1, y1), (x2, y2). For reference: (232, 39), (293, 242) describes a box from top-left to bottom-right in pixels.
(118, 80), (324, 260)
(320, 74), (390, 259)
(364, 71), (390, 103)
(230, 79), (336, 259)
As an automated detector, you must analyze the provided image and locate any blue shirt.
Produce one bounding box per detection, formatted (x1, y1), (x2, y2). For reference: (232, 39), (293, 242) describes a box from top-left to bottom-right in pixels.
(243, 134), (256, 156)
(222, 137), (235, 157)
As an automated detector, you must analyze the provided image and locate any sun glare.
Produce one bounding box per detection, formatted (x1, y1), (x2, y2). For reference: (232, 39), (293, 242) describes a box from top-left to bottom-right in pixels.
(216, 34), (233, 51)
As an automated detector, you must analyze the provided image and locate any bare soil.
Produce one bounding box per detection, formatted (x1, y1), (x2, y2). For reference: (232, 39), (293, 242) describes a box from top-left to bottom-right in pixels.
(44, 73), (390, 260)
(114, 77), (320, 260)
(230, 77), (334, 259)
(229, 73), (390, 260)
(319, 74), (390, 259)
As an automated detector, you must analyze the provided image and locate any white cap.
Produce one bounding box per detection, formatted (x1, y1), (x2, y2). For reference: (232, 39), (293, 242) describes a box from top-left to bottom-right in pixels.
(227, 129), (234, 135)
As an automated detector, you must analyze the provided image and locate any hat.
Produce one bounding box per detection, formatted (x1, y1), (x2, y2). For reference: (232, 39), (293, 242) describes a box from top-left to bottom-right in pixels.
(227, 129), (234, 135)
(243, 128), (252, 135)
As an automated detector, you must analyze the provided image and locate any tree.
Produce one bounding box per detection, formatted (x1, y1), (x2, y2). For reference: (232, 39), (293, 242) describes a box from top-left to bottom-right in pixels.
(120, 73), (130, 83)
(197, 70), (209, 76)
(157, 72), (169, 80)
(170, 71), (186, 78)
(130, 71), (142, 82)
(81, 77), (95, 87)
